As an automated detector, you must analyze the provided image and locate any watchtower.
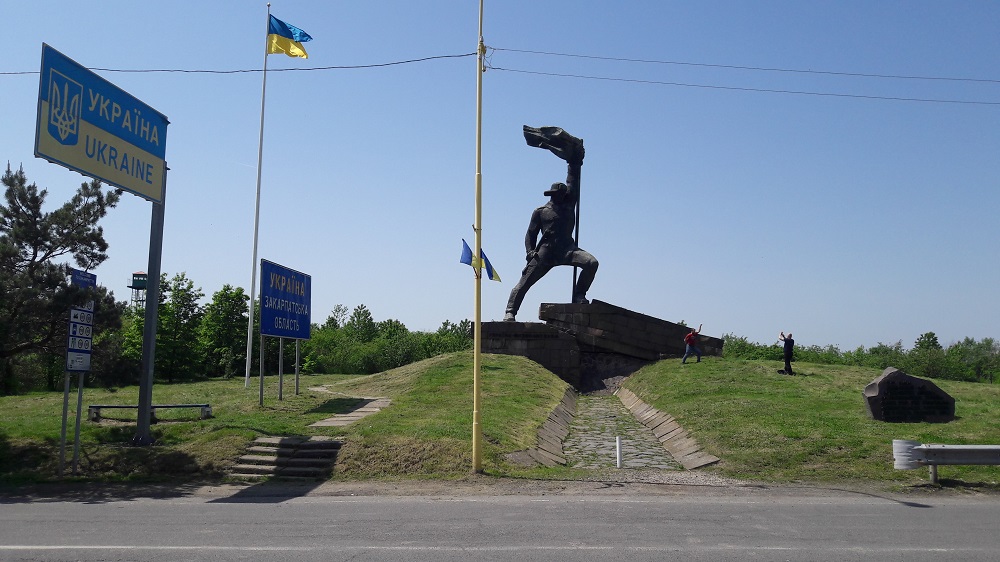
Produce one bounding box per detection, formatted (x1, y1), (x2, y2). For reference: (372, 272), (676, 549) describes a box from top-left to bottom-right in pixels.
(128, 271), (148, 310)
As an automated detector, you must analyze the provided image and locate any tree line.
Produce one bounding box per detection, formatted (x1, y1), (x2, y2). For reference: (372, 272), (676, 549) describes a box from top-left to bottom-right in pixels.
(722, 332), (999, 383)
(4, 166), (995, 394)
(0, 166), (470, 395)
(107, 275), (473, 388)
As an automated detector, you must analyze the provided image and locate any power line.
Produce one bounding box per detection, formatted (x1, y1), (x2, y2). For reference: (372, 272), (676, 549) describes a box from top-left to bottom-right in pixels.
(5, 47), (997, 105)
(0, 52), (476, 75)
(492, 47), (1000, 85)
(487, 65), (1000, 106)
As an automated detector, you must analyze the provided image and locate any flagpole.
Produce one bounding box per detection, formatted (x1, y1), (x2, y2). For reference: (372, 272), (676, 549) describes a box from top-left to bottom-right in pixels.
(245, 3), (272, 386)
(471, 0), (485, 473)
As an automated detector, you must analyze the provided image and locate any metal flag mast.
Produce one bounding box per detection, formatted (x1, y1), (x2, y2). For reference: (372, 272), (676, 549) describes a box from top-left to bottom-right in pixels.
(472, 0), (486, 473)
(245, 3), (273, 386)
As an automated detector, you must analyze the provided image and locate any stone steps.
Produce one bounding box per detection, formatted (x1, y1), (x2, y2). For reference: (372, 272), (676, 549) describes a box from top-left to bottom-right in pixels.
(511, 383), (718, 472)
(230, 436), (341, 481)
(615, 387), (720, 470)
(563, 393), (681, 470)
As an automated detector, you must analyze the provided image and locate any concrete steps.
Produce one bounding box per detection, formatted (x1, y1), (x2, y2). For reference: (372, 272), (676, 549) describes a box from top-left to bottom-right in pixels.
(230, 436), (342, 481)
(615, 388), (720, 470)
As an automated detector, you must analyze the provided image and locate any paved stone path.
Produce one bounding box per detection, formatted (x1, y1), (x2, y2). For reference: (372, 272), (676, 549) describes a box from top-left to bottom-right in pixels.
(563, 393), (681, 470)
(305, 386), (391, 428)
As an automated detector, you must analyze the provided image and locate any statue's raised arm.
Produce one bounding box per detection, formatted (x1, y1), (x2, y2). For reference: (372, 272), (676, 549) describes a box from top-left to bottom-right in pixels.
(523, 126), (584, 201)
(523, 126), (584, 164)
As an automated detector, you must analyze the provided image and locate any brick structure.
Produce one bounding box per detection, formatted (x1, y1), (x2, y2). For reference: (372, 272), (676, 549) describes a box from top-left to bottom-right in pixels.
(863, 367), (955, 423)
(483, 300), (723, 390)
(481, 321), (583, 388)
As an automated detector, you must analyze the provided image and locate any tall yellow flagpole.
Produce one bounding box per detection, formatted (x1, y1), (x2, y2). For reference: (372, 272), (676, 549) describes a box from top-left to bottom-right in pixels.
(472, 0), (485, 473)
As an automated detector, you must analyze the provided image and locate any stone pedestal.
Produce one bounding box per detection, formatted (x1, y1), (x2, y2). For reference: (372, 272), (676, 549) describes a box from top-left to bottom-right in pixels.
(483, 300), (723, 390)
(481, 321), (582, 388)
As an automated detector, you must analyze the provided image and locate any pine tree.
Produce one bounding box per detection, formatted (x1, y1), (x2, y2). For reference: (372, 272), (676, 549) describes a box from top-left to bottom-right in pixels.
(0, 165), (119, 394)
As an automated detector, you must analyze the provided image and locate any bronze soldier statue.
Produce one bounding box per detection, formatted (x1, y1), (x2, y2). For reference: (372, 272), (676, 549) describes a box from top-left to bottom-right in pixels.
(504, 126), (598, 321)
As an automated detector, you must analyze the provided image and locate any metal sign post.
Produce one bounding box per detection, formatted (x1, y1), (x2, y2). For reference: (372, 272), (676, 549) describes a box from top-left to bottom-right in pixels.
(257, 260), (311, 405)
(60, 269), (96, 476)
(35, 44), (169, 446)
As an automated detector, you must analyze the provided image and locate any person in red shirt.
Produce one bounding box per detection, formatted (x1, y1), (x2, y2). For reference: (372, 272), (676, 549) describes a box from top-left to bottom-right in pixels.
(681, 324), (703, 364)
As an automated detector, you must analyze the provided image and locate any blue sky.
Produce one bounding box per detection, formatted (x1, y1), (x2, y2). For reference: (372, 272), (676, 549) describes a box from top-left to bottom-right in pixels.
(3, 1), (999, 351)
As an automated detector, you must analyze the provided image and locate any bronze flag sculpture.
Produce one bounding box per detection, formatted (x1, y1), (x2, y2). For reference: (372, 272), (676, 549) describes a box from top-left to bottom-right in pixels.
(504, 126), (599, 321)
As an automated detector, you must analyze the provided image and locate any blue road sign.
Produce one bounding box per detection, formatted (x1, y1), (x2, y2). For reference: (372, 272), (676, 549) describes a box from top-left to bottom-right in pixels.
(260, 260), (311, 340)
(66, 268), (96, 371)
(35, 44), (168, 203)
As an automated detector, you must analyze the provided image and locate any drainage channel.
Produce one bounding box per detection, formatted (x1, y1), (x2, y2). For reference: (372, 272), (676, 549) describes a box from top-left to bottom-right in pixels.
(563, 393), (681, 470)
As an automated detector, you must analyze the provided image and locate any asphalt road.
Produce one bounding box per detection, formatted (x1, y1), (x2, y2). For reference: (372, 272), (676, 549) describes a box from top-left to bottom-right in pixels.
(2, 480), (999, 561)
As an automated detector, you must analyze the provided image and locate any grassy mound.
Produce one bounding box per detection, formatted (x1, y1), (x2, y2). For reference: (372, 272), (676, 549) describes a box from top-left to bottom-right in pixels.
(624, 357), (1000, 489)
(0, 352), (568, 483)
(2, 353), (998, 491)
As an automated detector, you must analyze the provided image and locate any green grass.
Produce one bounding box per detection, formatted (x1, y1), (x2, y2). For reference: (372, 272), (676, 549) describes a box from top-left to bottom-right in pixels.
(0, 352), (568, 484)
(2, 353), (999, 491)
(623, 357), (1000, 490)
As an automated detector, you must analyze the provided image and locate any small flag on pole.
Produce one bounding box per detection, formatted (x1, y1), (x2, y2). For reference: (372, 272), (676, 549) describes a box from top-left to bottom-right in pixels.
(461, 239), (501, 282)
(267, 15), (313, 58)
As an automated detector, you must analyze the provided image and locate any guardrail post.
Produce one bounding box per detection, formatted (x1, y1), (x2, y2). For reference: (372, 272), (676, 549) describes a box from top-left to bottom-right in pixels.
(893, 439), (1000, 484)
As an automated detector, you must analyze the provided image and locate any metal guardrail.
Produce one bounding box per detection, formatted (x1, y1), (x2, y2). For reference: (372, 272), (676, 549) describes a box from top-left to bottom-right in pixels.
(88, 403), (212, 423)
(893, 439), (1000, 484)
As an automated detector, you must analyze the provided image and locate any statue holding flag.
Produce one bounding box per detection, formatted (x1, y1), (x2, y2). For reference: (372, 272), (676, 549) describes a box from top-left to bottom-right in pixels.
(503, 126), (598, 322)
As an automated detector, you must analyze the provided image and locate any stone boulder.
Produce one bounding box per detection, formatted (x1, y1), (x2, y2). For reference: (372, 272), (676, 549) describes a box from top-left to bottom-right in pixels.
(862, 367), (955, 423)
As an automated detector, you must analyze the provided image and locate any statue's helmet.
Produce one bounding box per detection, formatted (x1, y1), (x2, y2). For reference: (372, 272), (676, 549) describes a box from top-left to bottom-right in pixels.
(544, 182), (568, 196)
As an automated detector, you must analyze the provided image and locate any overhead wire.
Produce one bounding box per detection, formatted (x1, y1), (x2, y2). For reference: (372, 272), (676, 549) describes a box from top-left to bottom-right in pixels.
(491, 47), (1000, 85)
(0, 53), (477, 75)
(4, 46), (998, 105)
(485, 66), (1000, 106)
(484, 47), (1000, 106)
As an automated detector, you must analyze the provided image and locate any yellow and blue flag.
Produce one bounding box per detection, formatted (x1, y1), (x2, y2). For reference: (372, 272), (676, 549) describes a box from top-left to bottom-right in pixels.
(267, 15), (313, 58)
(461, 239), (501, 282)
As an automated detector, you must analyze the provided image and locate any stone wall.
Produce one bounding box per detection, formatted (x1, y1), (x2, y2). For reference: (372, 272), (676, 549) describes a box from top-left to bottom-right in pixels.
(540, 300), (724, 359)
(481, 321), (582, 388)
(483, 300), (724, 390)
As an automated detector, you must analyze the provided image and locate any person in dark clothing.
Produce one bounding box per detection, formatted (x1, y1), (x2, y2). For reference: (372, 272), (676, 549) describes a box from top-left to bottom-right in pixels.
(779, 331), (794, 375)
(682, 324), (703, 364)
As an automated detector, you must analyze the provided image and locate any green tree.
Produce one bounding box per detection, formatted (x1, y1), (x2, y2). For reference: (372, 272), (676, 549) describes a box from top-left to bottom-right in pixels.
(849, 341), (907, 370)
(83, 287), (133, 388)
(908, 331), (953, 380)
(198, 284), (249, 378)
(0, 165), (119, 394)
(373, 318), (418, 372)
(914, 332), (942, 352)
(946, 337), (999, 383)
(119, 305), (145, 365)
(155, 272), (204, 383)
(344, 304), (377, 343)
(322, 304), (349, 330)
(419, 319), (473, 357)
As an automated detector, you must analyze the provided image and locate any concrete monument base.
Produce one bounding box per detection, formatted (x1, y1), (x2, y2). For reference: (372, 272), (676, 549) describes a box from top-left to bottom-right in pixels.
(484, 300), (723, 391)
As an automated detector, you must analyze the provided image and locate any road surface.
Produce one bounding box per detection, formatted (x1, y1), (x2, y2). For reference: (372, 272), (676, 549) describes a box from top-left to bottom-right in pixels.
(1, 479), (998, 561)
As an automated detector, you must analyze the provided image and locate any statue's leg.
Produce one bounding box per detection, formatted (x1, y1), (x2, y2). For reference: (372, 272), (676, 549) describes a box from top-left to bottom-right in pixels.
(504, 261), (551, 321)
(570, 250), (599, 304)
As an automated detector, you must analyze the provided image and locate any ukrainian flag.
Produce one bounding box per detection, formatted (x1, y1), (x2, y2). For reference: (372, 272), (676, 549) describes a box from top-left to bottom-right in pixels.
(461, 239), (501, 282)
(267, 15), (313, 58)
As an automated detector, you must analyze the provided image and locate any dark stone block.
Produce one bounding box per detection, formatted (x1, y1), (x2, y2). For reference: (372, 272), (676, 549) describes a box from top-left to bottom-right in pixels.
(540, 299), (722, 358)
(863, 367), (955, 423)
(485, 300), (724, 391)
(580, 352), (653, 390)
(482, 322), (581, 388)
